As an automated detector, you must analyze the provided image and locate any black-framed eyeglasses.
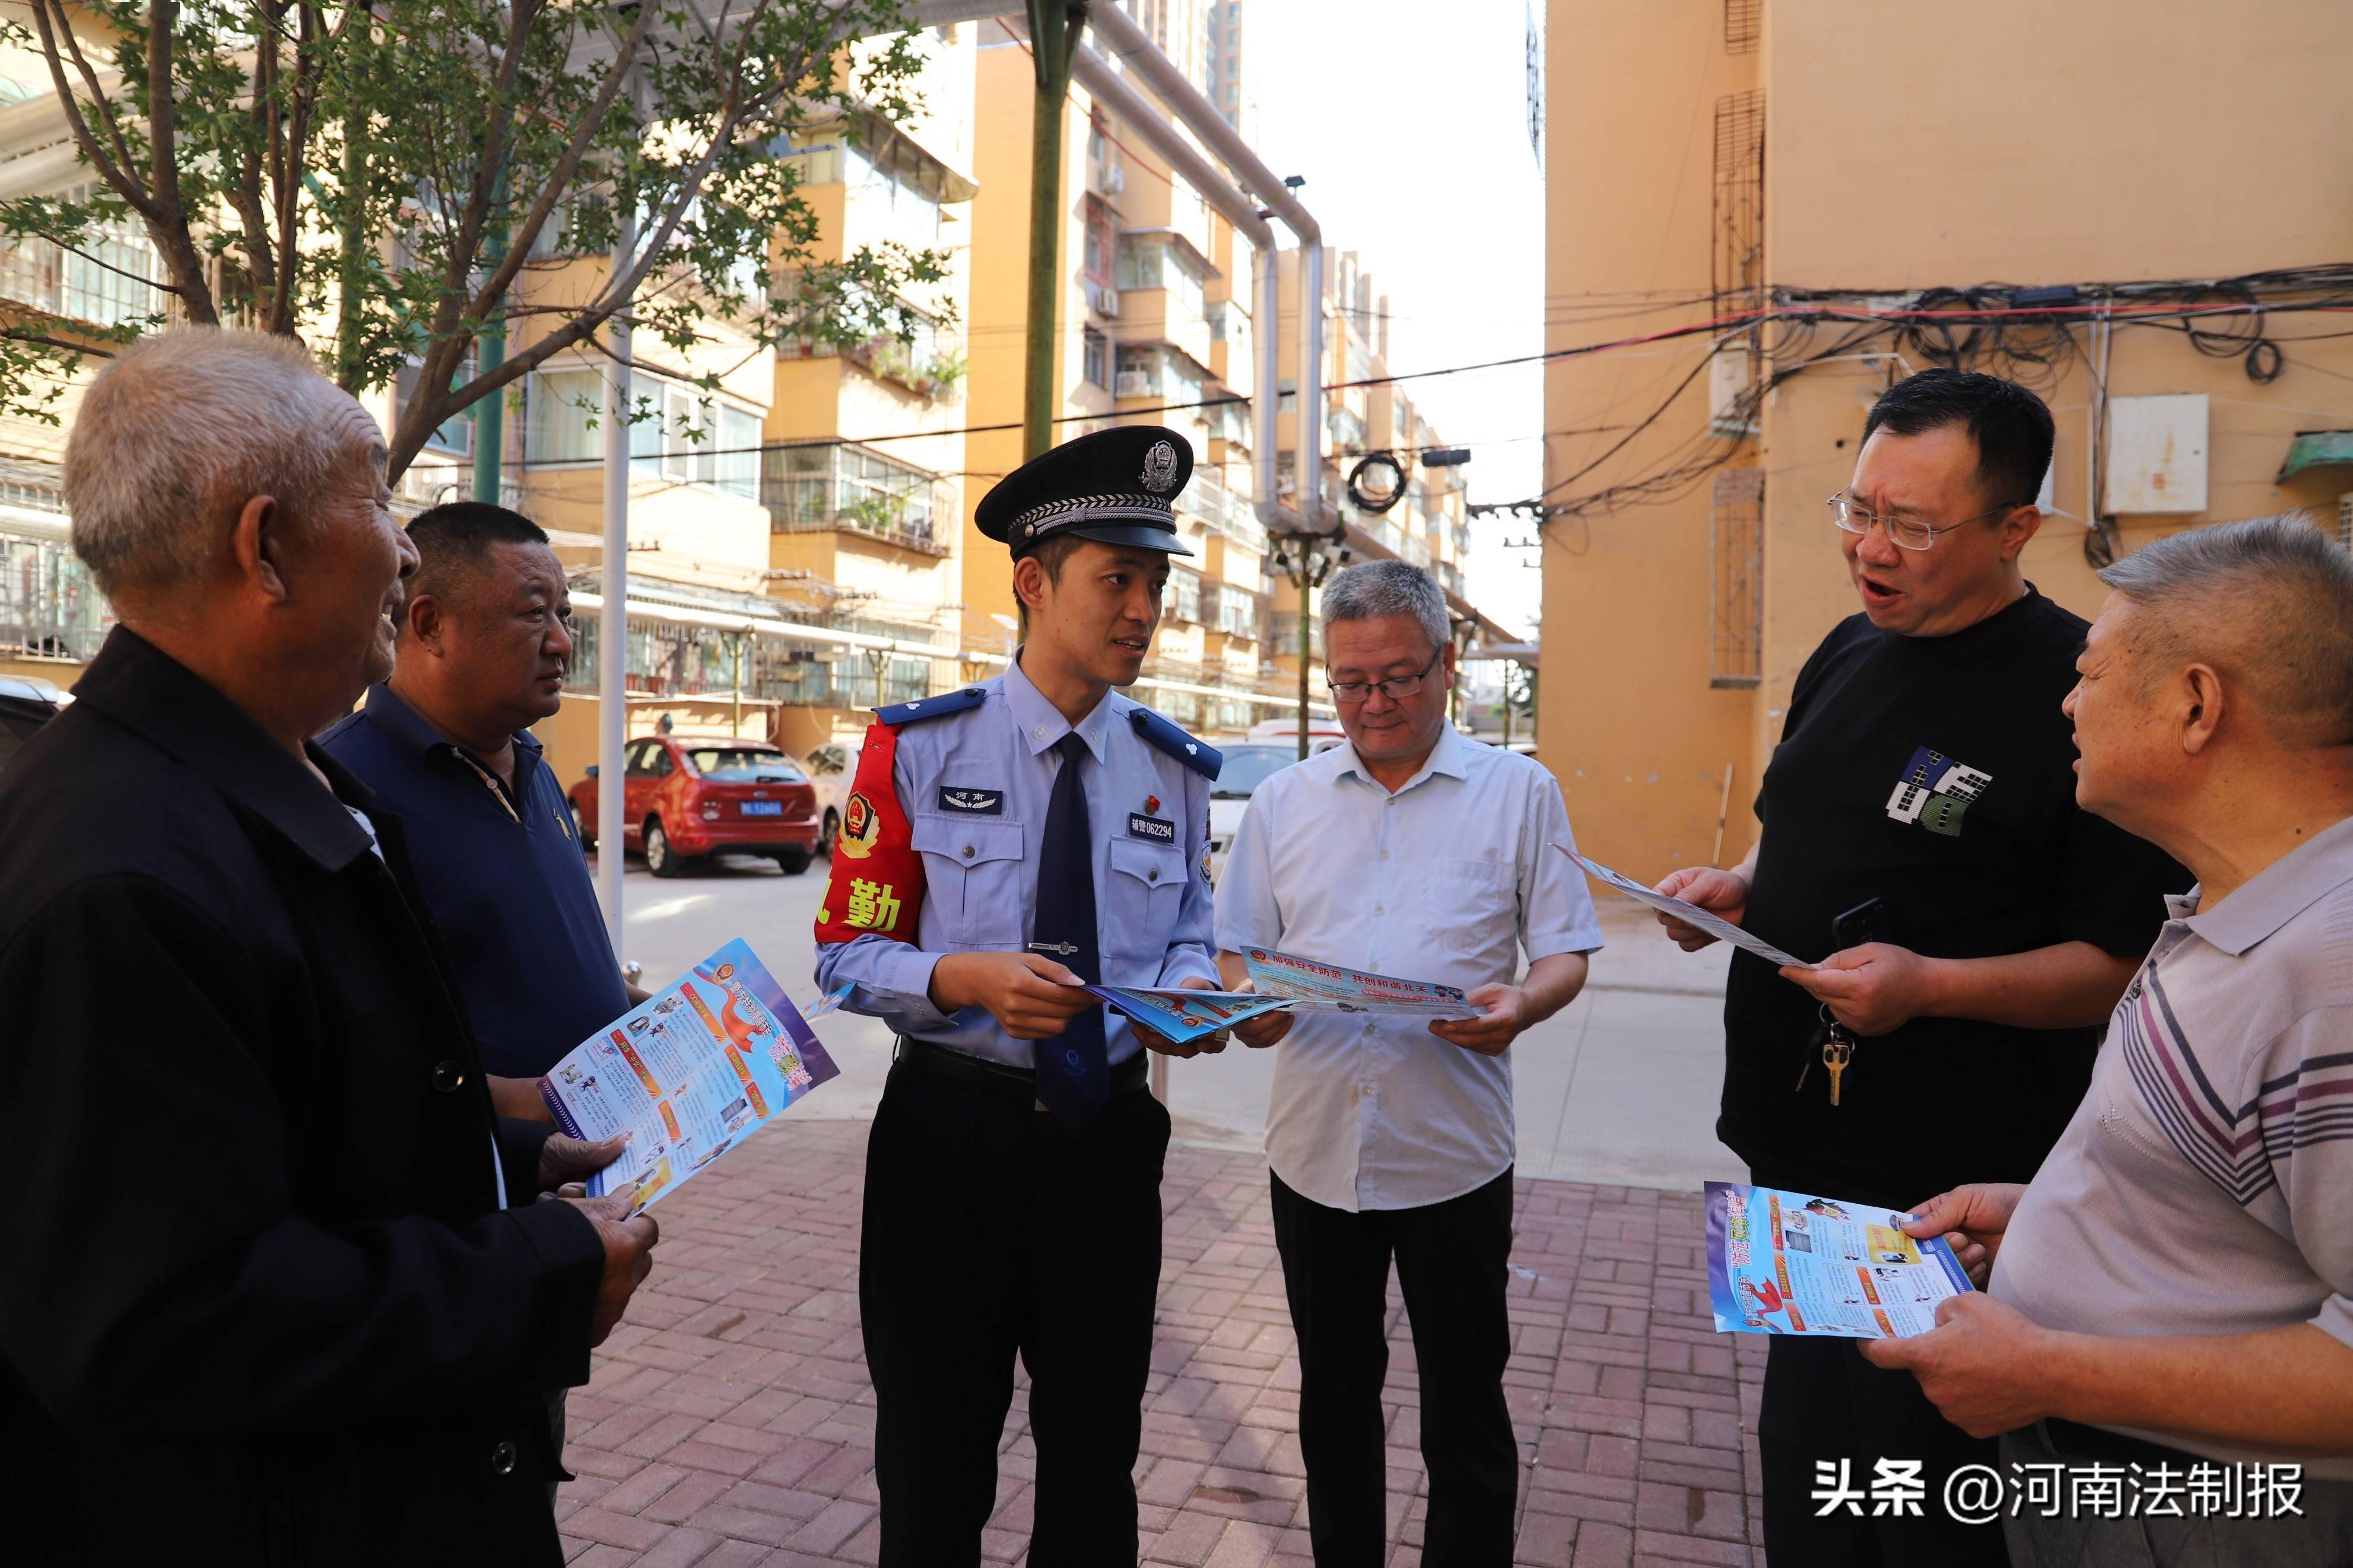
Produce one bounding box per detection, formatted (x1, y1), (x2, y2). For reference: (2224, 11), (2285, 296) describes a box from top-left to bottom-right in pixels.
(1327, 645), (1444, 704)
(1827, 490), (2025, 551)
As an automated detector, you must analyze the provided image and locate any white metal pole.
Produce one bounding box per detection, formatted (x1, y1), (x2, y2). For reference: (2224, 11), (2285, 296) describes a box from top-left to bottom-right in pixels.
(1301, 240), (1324, 532)
(1254, 243), (1280, 518)
(596, 209), (636, 952)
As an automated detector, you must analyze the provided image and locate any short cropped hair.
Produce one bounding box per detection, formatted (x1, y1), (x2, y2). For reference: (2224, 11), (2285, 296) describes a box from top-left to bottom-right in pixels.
(64, 327), (345, 597)
(2097, 513), (2353, 748)
(404, 501), (551, 613)
(1321, 559), (1450, 656)
(1863, 368), (2054, 513)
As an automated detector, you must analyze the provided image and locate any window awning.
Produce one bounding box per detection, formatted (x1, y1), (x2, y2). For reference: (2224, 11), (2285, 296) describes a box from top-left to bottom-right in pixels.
(2277, 430), (2353, 481)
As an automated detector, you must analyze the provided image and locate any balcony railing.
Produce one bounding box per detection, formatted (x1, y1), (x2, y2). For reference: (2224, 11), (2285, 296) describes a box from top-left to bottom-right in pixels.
(765, 443), (954, 556)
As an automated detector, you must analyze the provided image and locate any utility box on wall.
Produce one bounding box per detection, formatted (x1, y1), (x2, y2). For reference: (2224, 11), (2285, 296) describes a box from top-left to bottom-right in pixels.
(2105, 393), (2209, 514)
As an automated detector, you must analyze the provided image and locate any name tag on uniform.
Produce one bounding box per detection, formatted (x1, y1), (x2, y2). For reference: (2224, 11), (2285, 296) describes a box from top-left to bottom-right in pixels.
(1127, 812), (1176, 843)
(938, 786), (1004, 815)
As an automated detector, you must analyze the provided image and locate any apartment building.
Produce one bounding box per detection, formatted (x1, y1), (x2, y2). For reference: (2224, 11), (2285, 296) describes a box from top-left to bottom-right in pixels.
(960, 9), (1503, 738)
(1542, 0), (2353, 872)
(1260, 247), (1489, 697)
(964, 15), (1281, 737)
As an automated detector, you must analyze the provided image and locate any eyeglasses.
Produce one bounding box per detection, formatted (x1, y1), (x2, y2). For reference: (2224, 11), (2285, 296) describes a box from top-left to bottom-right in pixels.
(1327, 645), (1443, 704)
(1827, 491), (2024, 551)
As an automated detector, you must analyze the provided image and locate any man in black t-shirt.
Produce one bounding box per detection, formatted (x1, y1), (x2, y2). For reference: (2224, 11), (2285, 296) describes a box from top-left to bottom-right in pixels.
(1652, 370), (2183, 1568)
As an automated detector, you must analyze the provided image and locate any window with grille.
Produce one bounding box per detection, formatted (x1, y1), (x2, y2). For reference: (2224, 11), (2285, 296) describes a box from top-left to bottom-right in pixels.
(1710, 467), (1764, 688)
(1711, 91), (1765, 307)
(1725, 0), (1760, 53)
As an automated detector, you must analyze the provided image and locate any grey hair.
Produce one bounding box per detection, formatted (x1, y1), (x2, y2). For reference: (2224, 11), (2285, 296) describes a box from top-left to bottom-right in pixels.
(1320, 559), (1450, 654)
(65, 327), (348, 599)
(2097, 513), (2353, 747)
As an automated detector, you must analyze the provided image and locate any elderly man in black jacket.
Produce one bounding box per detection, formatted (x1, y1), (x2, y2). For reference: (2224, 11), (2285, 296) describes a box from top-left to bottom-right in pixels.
(0, 327), (659, 1566)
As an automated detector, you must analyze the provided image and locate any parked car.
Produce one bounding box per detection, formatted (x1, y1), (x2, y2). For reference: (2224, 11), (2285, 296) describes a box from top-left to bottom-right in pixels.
(569, 733), (821, 877)
(800, 739), (863, 854)
(1206, 742), (1312, 877)
(1246, 715), (1348, 749)
(0, 675), (62, 774)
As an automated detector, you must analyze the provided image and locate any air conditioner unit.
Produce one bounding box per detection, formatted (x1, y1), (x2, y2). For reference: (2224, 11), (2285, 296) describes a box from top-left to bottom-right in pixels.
(1088, 284), (1120, 319)
(1114, 370), (1154, 399)
(1102, 164), (1126, 195)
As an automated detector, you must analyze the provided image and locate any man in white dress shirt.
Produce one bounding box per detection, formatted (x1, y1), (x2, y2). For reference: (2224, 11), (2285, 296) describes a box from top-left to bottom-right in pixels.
(1214, 561), (1603, 1567)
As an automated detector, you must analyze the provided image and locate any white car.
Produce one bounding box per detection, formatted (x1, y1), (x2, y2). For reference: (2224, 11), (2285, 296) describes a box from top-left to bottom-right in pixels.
(1206, 742), (1320, 876)
(801, 740), (863, 851)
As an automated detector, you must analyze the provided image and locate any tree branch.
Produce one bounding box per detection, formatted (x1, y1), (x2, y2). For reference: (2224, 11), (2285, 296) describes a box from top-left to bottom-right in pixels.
(466, 3), (657, 317)
(142, 4), (221, 323)
(25, 2), (152, 218)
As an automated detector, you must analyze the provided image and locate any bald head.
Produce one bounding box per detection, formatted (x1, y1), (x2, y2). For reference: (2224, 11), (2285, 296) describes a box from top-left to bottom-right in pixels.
(2097, 514), (2353, 750)
(64, 327), (354, 601)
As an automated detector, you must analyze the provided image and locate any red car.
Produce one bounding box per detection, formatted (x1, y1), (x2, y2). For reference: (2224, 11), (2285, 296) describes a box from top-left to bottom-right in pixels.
(569, 733), (821, 877)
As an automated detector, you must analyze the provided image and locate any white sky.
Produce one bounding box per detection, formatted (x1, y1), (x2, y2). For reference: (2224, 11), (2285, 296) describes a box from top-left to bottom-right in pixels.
(1241, 0), (1546, 635)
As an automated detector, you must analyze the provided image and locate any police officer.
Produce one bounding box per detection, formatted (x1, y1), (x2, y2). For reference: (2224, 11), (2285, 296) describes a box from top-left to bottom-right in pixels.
(814, 425), (1224, 1567)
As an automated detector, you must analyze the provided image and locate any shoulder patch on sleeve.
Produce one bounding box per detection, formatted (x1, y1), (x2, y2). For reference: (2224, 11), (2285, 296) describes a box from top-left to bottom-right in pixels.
(1128, 707), (1222, 780)
(876, 686), (987, 726)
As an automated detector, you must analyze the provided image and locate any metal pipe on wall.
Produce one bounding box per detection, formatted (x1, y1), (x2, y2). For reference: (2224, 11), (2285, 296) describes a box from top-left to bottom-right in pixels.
(595, 209), (635, 952)
(1081, 1), (1325, 533)
(927, 1), (1323, 536)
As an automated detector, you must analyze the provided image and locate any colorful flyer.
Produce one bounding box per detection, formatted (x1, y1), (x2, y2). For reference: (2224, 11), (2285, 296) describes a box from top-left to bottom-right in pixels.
(538, 939), (838, 1214)
(1704, 1181), (1973, 1340)
(1557, 844), (1816, 969)
(1240, 947), (1478, 1016)
(1085, 986), (1295, 1044)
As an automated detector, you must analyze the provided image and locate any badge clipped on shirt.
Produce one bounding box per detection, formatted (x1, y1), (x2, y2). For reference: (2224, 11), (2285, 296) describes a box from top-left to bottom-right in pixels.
(937, 785), (1004, 816)
(1127, 811), (1176, 844)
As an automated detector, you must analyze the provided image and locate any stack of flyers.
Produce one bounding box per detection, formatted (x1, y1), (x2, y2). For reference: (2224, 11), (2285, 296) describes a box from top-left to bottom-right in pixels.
(1082, 950), (1481, 1042)
(538, 939), (838, 1214)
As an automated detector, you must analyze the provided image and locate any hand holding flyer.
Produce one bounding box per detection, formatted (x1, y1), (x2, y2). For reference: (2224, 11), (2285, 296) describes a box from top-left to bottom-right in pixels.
(538, 939), (839, 1214)
(1706, 1181), (1973, 1339)
(1555, 844), (1816, 969)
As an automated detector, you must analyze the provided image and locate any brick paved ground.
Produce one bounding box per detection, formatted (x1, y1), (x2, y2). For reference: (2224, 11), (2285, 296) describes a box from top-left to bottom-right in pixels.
(558, 1118), (1766, 1568)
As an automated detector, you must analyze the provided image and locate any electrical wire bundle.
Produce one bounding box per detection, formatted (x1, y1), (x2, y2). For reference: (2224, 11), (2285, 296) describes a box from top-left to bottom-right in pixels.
(1532, 263), (2353, 533)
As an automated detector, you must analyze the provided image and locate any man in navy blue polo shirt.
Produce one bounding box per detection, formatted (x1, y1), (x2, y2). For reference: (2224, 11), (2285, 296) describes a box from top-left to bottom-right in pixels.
(320, 502), (634, 1108)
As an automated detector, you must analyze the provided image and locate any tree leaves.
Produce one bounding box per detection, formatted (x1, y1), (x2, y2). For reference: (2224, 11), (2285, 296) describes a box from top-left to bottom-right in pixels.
(0, 0), (948, 476)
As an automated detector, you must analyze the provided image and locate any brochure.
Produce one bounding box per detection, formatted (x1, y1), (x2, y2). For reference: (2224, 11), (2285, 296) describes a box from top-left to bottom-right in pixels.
(1704, 1181), (1973, 1339)
(1557, 844), (1816, 969)
(1082, 950), (1482, 1044)
(539, 939), (838, 1214)
(1084, 985), (1297, 1045)
(1241, 947), (1479, 1016)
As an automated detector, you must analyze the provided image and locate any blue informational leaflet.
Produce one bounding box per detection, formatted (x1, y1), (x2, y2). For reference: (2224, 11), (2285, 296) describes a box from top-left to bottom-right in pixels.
(1084, 986), (1296, 1044)
(538, 939), (839, 1213)
(1704, 1181), (1974, 1339)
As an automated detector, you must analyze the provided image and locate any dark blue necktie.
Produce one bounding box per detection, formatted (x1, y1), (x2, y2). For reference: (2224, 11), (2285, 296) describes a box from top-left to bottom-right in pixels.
(1031, 732), (1107, 1130)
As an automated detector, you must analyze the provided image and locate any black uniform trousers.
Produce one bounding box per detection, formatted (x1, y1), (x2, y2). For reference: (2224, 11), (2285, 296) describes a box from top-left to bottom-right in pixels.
(859, 1054), (1170, 1568)
(1752, 1152), (2008, 1568)
(1269, 1167), (1520, 1568)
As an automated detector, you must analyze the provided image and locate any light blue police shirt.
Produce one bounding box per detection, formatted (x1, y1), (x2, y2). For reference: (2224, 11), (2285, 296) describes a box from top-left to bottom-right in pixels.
(815, 656), (1220, 1068)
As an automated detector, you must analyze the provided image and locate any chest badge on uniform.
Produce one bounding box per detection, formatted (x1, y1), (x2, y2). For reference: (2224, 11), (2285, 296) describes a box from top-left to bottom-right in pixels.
(938, 785), (1005, 816)
(1127, 811), (1176, 844)
(1884, 745), (1993, 837)
(1144, 794), (1160, 815)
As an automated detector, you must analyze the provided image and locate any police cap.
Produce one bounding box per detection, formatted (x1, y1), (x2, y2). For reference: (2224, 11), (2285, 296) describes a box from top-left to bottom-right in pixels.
(975, 425), (1196, 558)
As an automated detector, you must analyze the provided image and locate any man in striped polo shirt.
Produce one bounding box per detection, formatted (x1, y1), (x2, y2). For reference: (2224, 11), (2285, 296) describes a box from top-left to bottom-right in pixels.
(1866, 516), (2353, 1566)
